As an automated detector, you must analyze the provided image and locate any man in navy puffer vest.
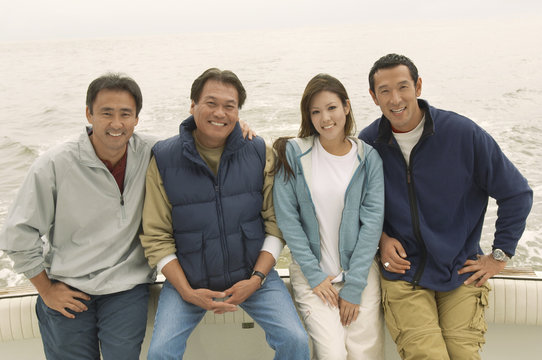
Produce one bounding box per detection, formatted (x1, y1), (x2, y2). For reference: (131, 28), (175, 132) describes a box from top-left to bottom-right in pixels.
(140, 68), (309, 360)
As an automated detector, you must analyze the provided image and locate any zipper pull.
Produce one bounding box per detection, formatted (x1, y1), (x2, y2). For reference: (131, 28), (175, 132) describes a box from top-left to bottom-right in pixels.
(120, 195), (124, 206)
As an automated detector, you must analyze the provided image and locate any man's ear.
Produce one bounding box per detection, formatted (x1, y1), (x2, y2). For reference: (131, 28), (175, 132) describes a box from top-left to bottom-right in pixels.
(189, 101), (195, 115)
(86, 106), (93, 124)
(369, 89), (379, 106)
(415, 77), (422, 97)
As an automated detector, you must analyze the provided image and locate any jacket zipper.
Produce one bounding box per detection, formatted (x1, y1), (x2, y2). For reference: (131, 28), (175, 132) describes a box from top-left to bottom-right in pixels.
(215, 169), (231, 285)
(120, 194), (126, 220)
(92, 161), (127, 221)
(388, 140), (427, 289)
(406, 165), (426, 289)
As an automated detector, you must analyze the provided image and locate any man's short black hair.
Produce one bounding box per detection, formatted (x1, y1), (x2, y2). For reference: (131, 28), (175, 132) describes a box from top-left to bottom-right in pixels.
(86, 73), (143, 116)
(190, 68), (246, 109)
(369, 54), (419, 92)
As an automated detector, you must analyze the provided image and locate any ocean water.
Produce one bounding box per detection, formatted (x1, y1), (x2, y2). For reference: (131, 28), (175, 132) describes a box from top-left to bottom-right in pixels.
(1, 18), (541, 288)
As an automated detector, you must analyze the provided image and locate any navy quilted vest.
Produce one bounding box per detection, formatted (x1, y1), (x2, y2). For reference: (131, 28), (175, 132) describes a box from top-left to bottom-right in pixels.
(153, 116), (266, 291)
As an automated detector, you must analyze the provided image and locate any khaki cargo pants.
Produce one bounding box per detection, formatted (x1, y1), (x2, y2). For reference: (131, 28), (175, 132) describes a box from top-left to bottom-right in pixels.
(381, 275), (490, 360)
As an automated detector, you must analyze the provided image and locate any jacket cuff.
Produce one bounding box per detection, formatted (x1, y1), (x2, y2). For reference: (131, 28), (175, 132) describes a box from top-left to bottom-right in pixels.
(306, 270), (329, 290)
(260, 235), (284, 262)
(339, 282), (362, 305)
(23, 263), (45, 280)
(157, 254), (177, 274)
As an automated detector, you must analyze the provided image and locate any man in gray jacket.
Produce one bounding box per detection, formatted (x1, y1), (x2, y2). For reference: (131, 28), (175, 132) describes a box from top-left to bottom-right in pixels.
(0, 73), (155, 359)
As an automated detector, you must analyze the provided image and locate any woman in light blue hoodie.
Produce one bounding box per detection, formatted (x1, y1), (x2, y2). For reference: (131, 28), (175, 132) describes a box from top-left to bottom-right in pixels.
(273, 74), (385, 359)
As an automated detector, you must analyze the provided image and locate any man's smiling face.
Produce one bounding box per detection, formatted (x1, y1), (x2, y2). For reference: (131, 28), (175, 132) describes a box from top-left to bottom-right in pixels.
(190, 79), (239, 148)
(86, 89), (138, 162)
(369, 64), (423, 132)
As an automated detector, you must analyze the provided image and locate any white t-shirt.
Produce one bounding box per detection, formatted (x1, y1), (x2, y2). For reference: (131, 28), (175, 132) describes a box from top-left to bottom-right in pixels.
(393, 115), (425, 165)
(311, 137), (358, 282)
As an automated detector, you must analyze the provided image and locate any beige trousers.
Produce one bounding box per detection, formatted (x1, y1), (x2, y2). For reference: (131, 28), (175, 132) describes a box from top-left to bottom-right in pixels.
(381, 275), (490, 360)
(290, 261), (384, 360)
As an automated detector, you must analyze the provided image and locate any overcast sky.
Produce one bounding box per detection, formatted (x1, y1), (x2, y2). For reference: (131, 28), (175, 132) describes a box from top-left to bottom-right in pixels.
(1, 0), (541, 42)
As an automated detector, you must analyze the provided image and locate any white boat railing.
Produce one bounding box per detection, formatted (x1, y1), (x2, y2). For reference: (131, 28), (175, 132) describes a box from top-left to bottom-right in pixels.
(1, 268), (542, 359)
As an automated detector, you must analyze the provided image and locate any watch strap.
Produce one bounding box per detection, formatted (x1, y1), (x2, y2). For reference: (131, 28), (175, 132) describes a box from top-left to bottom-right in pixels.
(251, 270), (266, 285)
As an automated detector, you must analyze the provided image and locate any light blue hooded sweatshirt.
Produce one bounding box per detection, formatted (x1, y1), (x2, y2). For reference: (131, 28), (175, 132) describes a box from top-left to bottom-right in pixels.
(273, 135), (384, 304)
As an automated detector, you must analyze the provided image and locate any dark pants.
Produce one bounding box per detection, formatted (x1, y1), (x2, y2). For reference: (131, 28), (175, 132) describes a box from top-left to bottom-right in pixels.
(36, 283), (149, 360)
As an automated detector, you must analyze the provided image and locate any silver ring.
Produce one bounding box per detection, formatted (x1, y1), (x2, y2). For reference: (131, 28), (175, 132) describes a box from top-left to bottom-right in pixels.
(384, 262), (390, 268)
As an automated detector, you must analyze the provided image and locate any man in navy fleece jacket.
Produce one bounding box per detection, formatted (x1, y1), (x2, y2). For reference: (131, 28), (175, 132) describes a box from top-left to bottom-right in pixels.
(359, 53), (533, 360)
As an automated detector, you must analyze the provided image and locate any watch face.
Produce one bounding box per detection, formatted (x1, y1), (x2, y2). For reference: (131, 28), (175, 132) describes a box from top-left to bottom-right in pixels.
(493, 249), (506, 261)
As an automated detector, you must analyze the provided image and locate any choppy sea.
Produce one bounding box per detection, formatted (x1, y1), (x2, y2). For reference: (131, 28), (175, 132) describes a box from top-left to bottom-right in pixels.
(1, 17), (542, 288)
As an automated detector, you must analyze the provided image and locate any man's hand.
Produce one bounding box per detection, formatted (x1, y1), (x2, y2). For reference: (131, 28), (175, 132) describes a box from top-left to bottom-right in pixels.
(223, 276), (261, 307)
(339, 297), (359, 327)
(161, 259), (237, 314)
(313, 276), (339, 307)
(379, 232), (410, 274)
(183, 288), (238, 314)
(458, 254), (506, 287)
(239, 119), (256, 140)
(222, 251), (275, 307)
(40, 281), (90, 319)
(30, 271), (89, 319)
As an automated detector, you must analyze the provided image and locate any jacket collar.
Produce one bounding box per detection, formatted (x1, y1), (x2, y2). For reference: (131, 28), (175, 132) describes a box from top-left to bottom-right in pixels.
(292, 136), (315, 155)
(78, 126), (143, 170)
(78, 126), (137, 167)
(179, 115), (246, 161)
(375, 99), (435, 145)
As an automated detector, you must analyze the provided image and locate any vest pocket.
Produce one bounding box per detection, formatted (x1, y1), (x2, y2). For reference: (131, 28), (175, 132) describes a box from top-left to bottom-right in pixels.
(175, 231), (208, 288)
(240, 218), (265, 268)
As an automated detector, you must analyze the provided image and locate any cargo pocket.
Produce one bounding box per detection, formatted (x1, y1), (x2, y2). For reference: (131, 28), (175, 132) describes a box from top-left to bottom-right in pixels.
(469, 282), (490, 335)
(240, 218), (265, 267)
(175, 231), (207, 288)
(381, 288), (407, 357)
(381, 288), (401, 343)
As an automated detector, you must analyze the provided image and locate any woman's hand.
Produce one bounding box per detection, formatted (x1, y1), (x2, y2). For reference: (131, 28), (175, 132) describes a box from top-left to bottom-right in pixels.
(312, 276), (339, 307)
(339, 297), (360, 326)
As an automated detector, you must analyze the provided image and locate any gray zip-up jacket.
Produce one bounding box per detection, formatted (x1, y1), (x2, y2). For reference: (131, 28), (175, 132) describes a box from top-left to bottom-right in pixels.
(0, 128), (155, 295)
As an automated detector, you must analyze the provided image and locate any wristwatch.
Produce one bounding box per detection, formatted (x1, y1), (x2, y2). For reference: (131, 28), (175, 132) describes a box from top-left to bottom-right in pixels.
(491, 248), (510, 262)
(251, 270), (266, 286)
